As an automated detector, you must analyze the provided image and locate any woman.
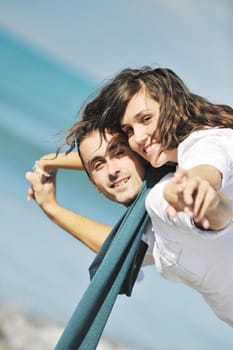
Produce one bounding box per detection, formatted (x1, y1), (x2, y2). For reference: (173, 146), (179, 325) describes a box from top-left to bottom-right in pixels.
(80, 67), (233, 326)
(82, 67), (232, 226)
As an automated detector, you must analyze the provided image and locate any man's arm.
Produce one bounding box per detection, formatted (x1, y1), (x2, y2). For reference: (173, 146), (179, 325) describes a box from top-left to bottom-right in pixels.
(25, 171), (111, 252)
(164, 165), (232, 230)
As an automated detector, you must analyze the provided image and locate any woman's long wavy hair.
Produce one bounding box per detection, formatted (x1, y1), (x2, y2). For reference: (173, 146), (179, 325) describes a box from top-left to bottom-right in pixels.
(84, 67), (233, 150)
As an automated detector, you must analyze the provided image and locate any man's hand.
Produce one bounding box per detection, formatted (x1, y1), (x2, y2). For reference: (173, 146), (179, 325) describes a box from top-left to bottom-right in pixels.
(25, 171), (57, 210)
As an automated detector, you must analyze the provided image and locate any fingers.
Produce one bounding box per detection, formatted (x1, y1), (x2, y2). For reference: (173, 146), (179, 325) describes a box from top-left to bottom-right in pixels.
(25, 171), (33, 183)
(200, 217), (210, 229)
(25, 158), (58, 206)
(25, 171), (41, 188)
(180, 182), (195, 207)
(173, 169), (195, 208)
(167, 205), (178, 218)
(182, 178), (207, 221)
(181, 178), (218, 228)
(25, 171), (46, 201)
(193, 185), (218, 223)
(27, 187), (34, 201)
(173, 168), (187, 189)
(192, 180), (208, 218)
(168, 168), (218, 227)
(25, 172), (35, 200)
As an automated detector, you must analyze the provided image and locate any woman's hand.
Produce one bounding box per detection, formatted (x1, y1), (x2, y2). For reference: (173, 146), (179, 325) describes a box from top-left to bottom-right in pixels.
(164, 168), (227, 229)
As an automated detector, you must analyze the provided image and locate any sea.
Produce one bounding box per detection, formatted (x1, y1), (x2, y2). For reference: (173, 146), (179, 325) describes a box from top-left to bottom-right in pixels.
(1, 29), (233, 350)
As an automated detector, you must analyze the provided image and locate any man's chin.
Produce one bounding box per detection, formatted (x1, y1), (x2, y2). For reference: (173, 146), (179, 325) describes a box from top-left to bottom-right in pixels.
(107, 188), (138, 206)
(117, 193), (137, 207)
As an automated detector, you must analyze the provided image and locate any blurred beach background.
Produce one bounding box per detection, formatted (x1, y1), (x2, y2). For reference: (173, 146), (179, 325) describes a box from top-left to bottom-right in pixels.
(0, 1), (233, 349)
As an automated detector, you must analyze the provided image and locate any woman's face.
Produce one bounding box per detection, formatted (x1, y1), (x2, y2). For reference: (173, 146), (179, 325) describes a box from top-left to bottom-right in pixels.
(121, 88), (177, 167)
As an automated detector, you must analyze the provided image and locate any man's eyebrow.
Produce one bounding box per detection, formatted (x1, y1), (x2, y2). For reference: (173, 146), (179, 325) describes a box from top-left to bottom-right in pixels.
(87, 155), (103, 170)
(87, 139), (128, 170)
(108, 140), (127, 153)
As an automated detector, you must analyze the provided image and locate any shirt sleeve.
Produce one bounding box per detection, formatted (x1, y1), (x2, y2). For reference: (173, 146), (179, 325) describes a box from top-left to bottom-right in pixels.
(174, 211), (232, 239)
(141, 230), (155, 267)
(178, 130), (232, 189)
(135, 232), (155, 283)
(148, 170), (232, 240)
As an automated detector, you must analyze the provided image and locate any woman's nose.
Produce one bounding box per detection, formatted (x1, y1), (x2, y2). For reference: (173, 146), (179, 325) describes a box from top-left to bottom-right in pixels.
(133, 126), (147, 145)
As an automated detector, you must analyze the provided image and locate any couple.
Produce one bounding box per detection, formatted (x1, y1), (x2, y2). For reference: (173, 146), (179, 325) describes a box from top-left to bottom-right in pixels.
(26, 67), (233, 329)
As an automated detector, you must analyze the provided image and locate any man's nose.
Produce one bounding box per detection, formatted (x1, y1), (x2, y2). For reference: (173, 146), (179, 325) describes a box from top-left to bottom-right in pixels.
(107, 160), (120, 178)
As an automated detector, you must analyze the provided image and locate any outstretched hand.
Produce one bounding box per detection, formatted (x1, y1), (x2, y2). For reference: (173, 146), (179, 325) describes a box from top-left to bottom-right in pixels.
(166, 168), (220, 229)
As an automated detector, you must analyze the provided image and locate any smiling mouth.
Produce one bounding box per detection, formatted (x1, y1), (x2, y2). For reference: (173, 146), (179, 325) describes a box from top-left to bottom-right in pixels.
(111, 177), (130, 189)
(143, 142), (160, 154)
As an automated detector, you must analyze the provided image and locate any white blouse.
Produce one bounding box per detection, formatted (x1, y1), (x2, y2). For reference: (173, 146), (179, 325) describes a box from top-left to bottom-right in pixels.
(144, 128), (233, 327)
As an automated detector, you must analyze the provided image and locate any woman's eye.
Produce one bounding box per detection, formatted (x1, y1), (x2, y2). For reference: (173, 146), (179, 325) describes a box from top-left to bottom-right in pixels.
(142, 115), (151, 123)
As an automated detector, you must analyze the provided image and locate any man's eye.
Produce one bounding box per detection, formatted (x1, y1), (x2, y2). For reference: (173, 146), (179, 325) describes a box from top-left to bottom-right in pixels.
(115, 149), (126, 156)
(123, 126), (133, 135)
(94, 161), (104, 170)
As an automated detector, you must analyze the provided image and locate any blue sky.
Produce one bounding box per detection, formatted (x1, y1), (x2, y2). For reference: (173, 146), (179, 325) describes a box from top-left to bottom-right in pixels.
(1, 0), (232, 103)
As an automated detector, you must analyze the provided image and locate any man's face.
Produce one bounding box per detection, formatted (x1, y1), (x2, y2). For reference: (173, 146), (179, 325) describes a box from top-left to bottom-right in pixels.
(79, 130), (146, 206)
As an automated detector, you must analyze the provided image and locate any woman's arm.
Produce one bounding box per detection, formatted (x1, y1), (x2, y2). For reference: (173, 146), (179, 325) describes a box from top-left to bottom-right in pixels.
(37, 152), (84, 172)
(164, 165), (232, 230)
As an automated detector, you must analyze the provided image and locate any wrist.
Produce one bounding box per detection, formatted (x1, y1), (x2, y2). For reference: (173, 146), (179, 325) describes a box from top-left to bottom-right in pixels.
(33, 160), (57, 178)
(37, 153), (59, 172)
(41, 199), (60, 218)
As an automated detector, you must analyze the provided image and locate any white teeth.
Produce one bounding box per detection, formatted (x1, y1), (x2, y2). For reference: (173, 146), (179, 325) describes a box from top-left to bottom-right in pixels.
(144, 143), (158, 153)
(113, 178), (129, 188)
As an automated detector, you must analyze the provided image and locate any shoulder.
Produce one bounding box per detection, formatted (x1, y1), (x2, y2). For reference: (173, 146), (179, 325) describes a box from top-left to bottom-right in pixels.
(178, 128), (233, 169)
(180, 128), (233, 149)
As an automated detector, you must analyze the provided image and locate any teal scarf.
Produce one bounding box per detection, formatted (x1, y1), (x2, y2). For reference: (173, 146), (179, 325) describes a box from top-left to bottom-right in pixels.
(54, 165), (173, 350)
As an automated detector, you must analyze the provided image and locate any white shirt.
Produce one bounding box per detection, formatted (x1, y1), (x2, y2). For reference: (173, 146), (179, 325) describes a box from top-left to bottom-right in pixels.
(178, 128), (233, 199)
(144, 128), (233, 327)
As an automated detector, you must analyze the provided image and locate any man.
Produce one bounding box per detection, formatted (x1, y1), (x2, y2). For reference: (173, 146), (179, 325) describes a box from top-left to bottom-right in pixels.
(25, 123), (155, 256)
(26, 122), (164, 349)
